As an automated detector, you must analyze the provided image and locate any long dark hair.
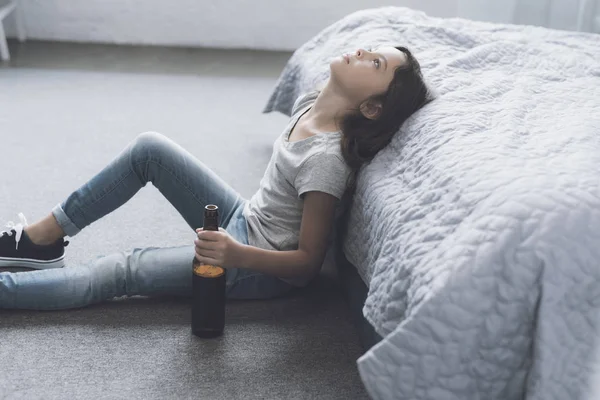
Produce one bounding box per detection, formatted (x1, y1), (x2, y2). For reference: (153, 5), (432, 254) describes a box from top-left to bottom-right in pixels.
(331, 46), (432, 253)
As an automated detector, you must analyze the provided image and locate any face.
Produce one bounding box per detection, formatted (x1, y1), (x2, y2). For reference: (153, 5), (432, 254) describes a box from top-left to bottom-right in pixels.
(330, 46), (408, 103)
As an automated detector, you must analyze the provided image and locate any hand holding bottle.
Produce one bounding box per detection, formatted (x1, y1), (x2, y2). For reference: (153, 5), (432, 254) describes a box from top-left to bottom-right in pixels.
(194, 227), (245, 269)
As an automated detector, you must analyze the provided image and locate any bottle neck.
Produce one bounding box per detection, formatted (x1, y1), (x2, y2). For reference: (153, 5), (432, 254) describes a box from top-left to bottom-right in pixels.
(204, 216), (219, 231)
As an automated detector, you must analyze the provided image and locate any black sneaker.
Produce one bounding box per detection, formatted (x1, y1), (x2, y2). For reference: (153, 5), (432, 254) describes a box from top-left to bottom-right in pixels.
(0, 213), (70, 269)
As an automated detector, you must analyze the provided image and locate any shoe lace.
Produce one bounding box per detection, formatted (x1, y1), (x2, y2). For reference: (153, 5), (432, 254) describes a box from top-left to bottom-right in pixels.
(0, 212), (28, 251)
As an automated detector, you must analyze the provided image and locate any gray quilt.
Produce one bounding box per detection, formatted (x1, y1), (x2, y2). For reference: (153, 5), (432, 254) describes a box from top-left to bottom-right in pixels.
(262, 6), (600, 400)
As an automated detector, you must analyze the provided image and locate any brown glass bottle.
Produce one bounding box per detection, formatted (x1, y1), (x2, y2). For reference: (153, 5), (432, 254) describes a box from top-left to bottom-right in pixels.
(192, 205), (227, 338)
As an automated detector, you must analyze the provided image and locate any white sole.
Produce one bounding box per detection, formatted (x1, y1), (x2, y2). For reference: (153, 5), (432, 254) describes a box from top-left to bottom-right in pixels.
(0, 256), (65, 269)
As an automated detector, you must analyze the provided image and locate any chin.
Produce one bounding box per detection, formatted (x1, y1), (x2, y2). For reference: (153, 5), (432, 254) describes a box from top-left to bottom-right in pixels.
(329, 57), (344, 74)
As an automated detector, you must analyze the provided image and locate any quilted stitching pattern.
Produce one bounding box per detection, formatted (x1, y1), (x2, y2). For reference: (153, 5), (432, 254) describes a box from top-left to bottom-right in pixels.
(263, 7), (600, 400)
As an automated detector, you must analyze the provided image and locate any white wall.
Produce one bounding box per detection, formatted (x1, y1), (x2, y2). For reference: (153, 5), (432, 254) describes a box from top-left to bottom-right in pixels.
(4, 0), (599, 51)
(4, 0), (459, 50)
(457, 0), (600, 33)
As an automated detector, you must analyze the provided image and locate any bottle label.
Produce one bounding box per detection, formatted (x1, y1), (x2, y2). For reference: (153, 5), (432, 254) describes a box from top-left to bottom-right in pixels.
(193, 264), (225, 278)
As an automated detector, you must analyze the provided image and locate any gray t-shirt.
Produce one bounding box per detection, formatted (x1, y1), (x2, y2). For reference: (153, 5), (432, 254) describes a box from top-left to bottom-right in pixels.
(242, 90), (352, 287)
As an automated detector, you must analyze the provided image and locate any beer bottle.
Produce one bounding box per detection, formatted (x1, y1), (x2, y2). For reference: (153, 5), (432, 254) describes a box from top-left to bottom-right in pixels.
(192, 204), (227, 338)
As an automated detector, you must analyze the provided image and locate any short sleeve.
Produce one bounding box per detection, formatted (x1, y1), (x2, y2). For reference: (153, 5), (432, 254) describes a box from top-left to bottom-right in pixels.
(294, 152), (351, 201)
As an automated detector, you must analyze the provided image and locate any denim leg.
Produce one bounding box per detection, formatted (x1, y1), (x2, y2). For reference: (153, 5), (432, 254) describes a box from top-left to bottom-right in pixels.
(0, 245), (200, 310)
(0, 131), (296, 310)
(0, 193), (293, 310)
(52, 131), (245, 236)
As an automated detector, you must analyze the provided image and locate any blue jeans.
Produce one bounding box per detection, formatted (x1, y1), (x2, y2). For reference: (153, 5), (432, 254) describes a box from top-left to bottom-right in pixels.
(0, 132), (294, 310)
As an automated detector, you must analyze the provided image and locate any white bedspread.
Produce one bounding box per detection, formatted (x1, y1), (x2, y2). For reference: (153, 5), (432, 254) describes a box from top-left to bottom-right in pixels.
(262, 7), (600, 399)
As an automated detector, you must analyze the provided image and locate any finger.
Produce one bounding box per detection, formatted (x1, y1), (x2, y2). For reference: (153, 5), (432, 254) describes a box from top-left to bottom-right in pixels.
(195, 252), (220, 266)
(194, 246), (219, 258)
(194, 239), (218, 251)
(197, 232), (219, 241)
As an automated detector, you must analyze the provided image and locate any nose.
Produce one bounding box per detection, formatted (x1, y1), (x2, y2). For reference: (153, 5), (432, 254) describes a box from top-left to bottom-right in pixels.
(356, 49), (365, 58)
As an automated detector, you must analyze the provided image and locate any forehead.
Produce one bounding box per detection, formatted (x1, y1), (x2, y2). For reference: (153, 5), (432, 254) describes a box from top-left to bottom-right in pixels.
(374, 46), (408, 67)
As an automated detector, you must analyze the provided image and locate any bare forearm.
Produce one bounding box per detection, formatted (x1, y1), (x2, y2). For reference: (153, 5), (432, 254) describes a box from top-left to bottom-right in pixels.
(238, 244), (313, 280)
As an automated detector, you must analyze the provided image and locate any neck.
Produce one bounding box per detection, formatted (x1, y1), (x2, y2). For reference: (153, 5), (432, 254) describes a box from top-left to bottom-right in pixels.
(304, 82), (353, 132)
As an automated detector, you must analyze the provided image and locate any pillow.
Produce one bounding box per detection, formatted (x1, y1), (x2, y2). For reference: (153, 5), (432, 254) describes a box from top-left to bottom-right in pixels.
(261, 6), (432, 116)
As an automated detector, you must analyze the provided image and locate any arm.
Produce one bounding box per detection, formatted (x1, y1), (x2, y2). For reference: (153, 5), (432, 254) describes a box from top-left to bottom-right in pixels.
(240, 190), (338, 281)
(239, 246), (312, 280)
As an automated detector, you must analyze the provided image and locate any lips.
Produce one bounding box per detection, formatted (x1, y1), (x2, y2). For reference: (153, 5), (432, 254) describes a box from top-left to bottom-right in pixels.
(343, 54), (349, 64)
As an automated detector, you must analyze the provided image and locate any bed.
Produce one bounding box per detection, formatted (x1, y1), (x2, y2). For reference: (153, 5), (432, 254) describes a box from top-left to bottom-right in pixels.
(262, 6), (600, 399)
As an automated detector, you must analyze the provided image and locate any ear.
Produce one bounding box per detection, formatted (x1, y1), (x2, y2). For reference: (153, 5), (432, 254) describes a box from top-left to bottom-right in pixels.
(359, 99), (382, 120)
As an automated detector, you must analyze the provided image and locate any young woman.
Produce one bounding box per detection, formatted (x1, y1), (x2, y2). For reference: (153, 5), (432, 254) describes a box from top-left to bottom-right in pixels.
(0, 46), (430, 310)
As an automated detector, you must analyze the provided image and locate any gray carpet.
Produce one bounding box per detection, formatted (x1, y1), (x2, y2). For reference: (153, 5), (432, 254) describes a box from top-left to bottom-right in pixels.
(0, 41), (369, 400)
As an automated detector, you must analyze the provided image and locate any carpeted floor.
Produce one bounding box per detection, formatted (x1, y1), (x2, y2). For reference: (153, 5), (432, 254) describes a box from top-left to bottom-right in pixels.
(0, 40), (369, 400)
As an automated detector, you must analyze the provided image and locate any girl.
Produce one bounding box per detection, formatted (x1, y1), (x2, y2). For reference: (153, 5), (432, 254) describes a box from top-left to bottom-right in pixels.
(0, 46), (430, 310)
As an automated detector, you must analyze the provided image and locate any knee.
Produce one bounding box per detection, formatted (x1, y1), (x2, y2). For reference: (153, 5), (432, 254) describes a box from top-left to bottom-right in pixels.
(88, 249), (146, 298)
(131, 131), (169, 159)
(135, 131), (167, 148)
